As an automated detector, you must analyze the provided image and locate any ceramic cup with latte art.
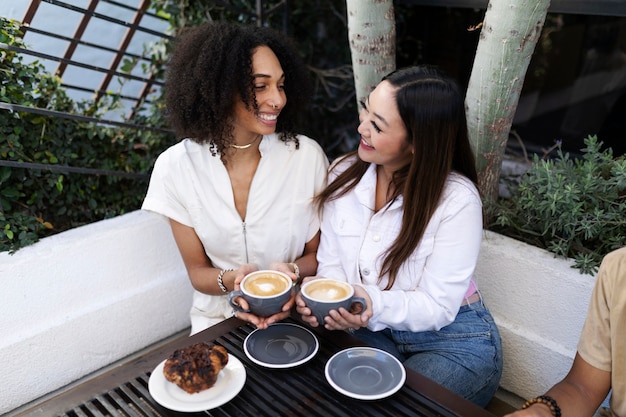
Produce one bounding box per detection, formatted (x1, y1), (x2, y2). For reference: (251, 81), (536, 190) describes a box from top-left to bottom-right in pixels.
(228, 270), (293, 317)
(300, 278), (366, 326)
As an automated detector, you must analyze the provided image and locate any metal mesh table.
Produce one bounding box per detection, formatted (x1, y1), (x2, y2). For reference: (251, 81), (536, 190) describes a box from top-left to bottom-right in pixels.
(13, 317), (497, 417)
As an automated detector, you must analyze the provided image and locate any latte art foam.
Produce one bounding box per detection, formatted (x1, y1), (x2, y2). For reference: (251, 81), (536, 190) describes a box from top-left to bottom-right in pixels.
(304, 281), (350, 301)
(244, 274), (289, 296)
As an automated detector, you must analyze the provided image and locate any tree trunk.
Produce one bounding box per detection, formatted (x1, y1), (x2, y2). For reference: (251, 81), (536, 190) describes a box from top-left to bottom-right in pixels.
(346, 0), (396, 107)
(465, 0), (551, 202)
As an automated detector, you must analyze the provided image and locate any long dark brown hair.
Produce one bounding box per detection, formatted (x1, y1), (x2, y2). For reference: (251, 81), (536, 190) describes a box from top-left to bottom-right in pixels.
(317, 66), (478, 289)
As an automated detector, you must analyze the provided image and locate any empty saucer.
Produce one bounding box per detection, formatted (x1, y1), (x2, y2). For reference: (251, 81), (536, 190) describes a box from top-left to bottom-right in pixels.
(325, 347), (406, 400)
(244, 323), (319, 368)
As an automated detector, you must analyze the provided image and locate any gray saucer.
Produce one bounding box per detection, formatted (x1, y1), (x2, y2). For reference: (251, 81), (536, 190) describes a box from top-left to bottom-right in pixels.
(244, 323), (319, 368)
(325, 347), (406, 400)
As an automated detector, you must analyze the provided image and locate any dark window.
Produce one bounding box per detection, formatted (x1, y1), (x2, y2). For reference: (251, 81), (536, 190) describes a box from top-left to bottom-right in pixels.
(396, 2), (626, 156)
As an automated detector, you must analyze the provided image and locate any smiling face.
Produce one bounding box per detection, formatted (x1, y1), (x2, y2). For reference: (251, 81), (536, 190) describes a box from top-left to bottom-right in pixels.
(232, 45), (286, 144)
(357, 80), (413, 174)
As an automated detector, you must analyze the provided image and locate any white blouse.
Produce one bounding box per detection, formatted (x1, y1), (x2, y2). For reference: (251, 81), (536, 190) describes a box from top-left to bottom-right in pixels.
(142, 134), (329, 332)
(317, 156), (483, 332)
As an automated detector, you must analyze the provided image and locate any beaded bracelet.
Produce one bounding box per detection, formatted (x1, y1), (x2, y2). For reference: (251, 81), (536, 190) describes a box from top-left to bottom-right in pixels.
(217, 268), (234, 293)
(522, 395), (561, 417)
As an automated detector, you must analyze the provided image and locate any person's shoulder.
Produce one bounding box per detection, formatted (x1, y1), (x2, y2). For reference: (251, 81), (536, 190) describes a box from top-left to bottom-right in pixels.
(600, 247), (626, 282)
(324, 153), (360, 182)
(154, 139), (209, 167)
(294, 134), (327, 155)
(275, 134), (329, 168)
(157, 138), (199, 157)
(604, 246), (626, 261)
(445, 172), (480, 198)
(330, 153), (358, 170)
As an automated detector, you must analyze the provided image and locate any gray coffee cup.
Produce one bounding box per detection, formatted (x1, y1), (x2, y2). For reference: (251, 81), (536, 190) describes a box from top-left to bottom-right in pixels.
(228, 270), (293, 317)
(300, 278), (366, 325)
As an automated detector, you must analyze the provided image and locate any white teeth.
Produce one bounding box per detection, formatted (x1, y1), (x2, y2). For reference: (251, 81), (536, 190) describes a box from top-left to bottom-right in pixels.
(259, 113), (278, 121)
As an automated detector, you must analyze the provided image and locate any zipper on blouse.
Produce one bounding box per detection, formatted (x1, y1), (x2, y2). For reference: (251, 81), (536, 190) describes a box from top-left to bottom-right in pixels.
(242, 221), (249, 263)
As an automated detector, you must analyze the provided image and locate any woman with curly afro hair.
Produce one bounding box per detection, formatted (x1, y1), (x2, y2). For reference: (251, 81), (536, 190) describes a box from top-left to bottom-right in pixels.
(143, 21), (329, 334)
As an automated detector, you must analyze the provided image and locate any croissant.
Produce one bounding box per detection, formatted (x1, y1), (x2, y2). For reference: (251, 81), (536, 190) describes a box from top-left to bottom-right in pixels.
(162, 342), (229, 394)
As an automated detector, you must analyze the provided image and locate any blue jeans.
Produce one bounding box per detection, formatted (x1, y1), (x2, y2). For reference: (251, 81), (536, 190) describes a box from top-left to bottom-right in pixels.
(352, 295), (503, 407)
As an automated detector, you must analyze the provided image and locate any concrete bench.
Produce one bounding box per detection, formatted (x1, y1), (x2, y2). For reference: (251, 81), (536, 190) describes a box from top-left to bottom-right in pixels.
(1, 211), (193, 414)
(0, 215), (594, 414)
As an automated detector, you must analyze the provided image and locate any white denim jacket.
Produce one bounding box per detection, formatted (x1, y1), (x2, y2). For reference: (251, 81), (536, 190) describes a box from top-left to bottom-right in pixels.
(317, 156), (483, 332)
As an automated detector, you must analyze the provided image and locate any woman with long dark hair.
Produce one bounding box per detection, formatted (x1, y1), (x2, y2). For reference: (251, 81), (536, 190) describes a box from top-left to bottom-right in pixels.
(297, 66), (502, 406)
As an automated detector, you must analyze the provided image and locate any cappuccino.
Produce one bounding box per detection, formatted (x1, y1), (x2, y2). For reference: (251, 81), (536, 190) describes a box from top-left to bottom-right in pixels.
(229, 270), (293, 317)
(303, 279), (350, 301)
(244, 273), (290, 297)
(300, 278), (366, 326)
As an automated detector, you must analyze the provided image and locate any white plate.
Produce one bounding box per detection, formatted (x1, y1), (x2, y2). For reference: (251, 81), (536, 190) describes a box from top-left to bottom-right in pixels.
(148, 354), (246, 412)
(244, 323), (319, 368)
(325, 347), (406, 400)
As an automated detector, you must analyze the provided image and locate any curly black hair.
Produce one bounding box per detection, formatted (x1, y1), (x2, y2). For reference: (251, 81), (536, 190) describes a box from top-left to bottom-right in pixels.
(164, 21), (312, 155)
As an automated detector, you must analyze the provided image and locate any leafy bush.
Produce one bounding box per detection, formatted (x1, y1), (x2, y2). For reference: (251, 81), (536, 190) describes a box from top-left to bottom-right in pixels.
(0, 18), (174, 252)
(487, 135), (626, 275)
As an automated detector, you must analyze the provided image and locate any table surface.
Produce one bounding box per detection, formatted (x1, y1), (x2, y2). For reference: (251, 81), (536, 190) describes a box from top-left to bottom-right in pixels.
(15, 316), (497, 417)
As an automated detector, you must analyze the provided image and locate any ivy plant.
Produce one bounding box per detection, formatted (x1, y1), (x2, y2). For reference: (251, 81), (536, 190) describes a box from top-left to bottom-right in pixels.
(0, 18), (174, 252)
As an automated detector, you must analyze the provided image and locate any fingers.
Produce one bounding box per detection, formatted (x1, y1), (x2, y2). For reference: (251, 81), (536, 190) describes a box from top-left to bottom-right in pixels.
(325, 307), (368, 331)
(234, 296), (250, 311)
(266, 262), (301, 286)
(234, 310), (262, 327)
(295, 305), (319, 327)
(294, 292), (306, 307)
(283, 293), (296, 309)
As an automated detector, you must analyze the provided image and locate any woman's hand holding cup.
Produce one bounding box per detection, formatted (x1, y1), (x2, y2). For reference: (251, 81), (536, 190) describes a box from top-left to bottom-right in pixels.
(229, 269), (294, 329)
(297, 277), (370, 330)
(267, 261), (299, 284)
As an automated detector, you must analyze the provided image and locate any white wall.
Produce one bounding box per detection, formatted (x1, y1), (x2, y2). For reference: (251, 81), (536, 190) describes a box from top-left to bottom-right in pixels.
(0, 218), (597, 414)
(476, 230), (595, 402)
(0, 211), (193, 414)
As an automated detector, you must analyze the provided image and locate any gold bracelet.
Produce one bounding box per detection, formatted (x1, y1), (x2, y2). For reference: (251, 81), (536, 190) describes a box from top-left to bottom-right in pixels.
(522, 395), (561, 417)
(290, 262), (300, 280)
(217, 268), (234, 293)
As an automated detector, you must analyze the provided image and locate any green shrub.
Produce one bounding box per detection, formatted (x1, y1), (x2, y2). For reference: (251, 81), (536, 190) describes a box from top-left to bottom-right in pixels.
(487, 135), (626, 275)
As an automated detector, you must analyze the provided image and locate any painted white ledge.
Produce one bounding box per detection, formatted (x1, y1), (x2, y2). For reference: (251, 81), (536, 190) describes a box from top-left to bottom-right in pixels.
(476, 230), (595, 402)
(0, 216), (596, 414)
(0, 211), (193, 414)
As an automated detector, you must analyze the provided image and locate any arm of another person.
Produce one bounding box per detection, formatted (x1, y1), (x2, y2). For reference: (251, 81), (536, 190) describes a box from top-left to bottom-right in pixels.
(295, 230), (320, 278)
(504, 352), (610, 417)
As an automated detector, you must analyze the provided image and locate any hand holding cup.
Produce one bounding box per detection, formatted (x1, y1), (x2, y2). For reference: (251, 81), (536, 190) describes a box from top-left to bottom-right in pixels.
(299, 278), (366, 327)
(229, 270), (293, 321)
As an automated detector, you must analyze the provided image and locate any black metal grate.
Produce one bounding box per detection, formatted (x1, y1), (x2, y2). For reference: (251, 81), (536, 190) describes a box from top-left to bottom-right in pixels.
(51, 322), (460, 417)
(59, 375), (163, 417)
